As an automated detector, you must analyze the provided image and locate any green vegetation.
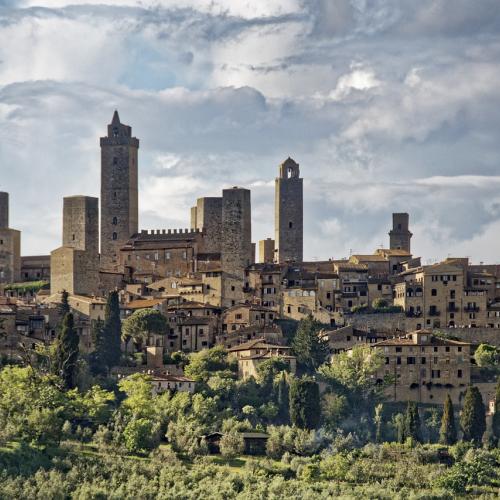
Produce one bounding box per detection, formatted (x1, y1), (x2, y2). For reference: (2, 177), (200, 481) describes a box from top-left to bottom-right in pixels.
(121, 308), (168, 350)
(0, 316), (498, 497)
(4, 280), (49, 294)
(291, 315), (329, 372)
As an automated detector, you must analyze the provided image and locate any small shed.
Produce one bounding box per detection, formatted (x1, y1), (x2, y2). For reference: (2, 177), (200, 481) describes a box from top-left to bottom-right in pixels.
(201, 431), (269, 456)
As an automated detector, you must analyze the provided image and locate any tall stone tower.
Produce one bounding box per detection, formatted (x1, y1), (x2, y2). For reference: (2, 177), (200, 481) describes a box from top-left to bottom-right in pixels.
(0, 192), (9, 229)
(100, 111), (139, 270)
(275, 157), (303, 263)
(193, 197), (223, 253)
(221, 187), (252, 307)
(63, 196), (99, 257)
(389, 213), (412, 253)
(0, 192), (21, 284)
(51, 195), (99, 295)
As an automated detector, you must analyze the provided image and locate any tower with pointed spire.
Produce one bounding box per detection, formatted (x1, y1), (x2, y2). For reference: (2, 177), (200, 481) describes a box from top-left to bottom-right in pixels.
(100, 111), (139, 270)
(275, 157), (303, 263)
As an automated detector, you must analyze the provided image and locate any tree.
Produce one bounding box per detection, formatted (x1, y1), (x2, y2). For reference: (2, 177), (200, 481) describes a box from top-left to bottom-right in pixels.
(474, 344), (499, 368)
(121, 308), (167, 350)
(291, 316), (330, 372)
(256, 357), (289, 388)
(289, 377), (320, 429)
(103, 291), (122, 368)
(460, 386), (486, 445)
(184, 345), (235, 382)
(318, 344), (387, 416)
(374, 403), (384, 443)
(58, 290), (70, 318)
(54, 313), (79, 389)
(405, 401), (421, 443)
(492, 378), (500, 445)
(220, 429), (245, 458)
(372, 298), (388, 309)
(276, 371), (290, 424)
(321, 392), (348, 432)
(440, 394), (457, 445)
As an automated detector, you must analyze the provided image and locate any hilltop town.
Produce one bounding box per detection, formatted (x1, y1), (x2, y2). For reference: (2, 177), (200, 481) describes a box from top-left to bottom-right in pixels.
(1, 111), (499, 406)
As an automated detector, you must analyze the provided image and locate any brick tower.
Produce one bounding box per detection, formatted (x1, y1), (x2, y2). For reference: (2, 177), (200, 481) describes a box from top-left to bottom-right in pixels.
(275, 157), (303, 263)
(389, 213), (412, 253)
(100, 111), (139, 269)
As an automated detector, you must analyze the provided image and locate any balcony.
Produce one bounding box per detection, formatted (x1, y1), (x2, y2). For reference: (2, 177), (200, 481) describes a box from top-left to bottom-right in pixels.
(464, 305), (480, 312)
(428, 310), (440, 317)
(447, 306), (459, 312)
(406, 310), (422, 318)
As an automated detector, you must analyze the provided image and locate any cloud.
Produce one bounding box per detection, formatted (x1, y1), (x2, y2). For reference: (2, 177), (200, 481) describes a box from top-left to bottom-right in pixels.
(0, 0), (500, 264)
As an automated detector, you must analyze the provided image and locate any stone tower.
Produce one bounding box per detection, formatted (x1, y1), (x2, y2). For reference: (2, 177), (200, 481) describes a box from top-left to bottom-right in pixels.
(63, 196), (99, 257)
(0, 192), (21, 284)
(389, 213), (412, 252)
(51, 195), (99, 295)
(259, 238), (275, 263)
(0, 192), (9, 229)
(275, 157), (303, 263)
(100, 111), (139, 269)
(221, 187), (252, 307)
(193, 197), (223, 253)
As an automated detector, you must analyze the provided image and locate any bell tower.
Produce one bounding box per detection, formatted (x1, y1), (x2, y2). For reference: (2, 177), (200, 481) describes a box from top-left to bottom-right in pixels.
(100, 111), (139, 270)
(275, 157), (303, 263)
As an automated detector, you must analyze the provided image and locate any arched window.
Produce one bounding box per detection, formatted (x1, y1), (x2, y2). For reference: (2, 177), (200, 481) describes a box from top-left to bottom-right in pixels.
(112, 232), (118, 241)
(113, 127), (119, 137)
(112, 217), (118, 225)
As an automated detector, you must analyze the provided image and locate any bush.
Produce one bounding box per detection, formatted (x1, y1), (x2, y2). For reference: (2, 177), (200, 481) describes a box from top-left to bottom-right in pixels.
(219, 430), (245, 458)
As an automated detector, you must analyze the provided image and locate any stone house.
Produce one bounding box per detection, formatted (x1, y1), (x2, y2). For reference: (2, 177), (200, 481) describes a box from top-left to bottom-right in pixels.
(228, 339), (296, 379)
(371, 331), (471, 405)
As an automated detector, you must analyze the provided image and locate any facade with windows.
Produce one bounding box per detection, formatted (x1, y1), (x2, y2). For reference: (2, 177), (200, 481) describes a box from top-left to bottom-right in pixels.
(371, 331), (471, 405)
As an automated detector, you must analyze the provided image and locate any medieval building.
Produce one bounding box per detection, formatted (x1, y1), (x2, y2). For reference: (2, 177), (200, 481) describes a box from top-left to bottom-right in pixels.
(0, 192), (21, 284)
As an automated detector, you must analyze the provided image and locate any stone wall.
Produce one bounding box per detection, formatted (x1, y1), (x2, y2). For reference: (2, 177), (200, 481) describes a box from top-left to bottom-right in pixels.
(344, 312), (407, 332)
(437, 327), (500, 346)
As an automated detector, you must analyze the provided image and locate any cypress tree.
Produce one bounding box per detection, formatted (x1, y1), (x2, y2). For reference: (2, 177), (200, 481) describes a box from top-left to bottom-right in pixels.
(89, 319), (106, 376)
(58, 290), (70, 318)
(102, 291), (122, 369)
(54, 313), (79, 389)
(439, 394), (457, 445)
(289, 377), (320, 429)
(492, 378), (500, 445)
(405, 401), (422, 443)
(460, 386), (486, 445)
(291, 315), (330, 373)
(276, 372), (290, 424)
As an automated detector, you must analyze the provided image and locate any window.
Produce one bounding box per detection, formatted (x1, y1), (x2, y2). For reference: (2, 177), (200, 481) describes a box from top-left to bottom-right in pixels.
(395, 347), (402, 353)
(346, 336), (351, 341)
(385, 357), (389, 365)
(458, 346), (462, 352)
(112, 232), (118, 240)
(433, 346), (438, 352)
(445, 346), (450, 352)
(450, 290), (455, 299)
(421, 357), (426, 364)
(407, 357), (416, 364)
(457, 369), (462, 378)
(431, 289), (437, 296)
(288, 221), (293, 229)
(165, 251), (171, 260)
(113, 127), (119, 137)
(431, 370), (441, 378)
(397, 357), (401, 365)
(182, 251), (187, 260)
(113, 157), (118, 165)
(112, 217), (117, 225)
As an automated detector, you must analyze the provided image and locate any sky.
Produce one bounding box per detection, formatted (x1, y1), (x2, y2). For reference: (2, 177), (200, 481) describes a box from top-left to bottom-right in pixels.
(1, 0), (500, 264)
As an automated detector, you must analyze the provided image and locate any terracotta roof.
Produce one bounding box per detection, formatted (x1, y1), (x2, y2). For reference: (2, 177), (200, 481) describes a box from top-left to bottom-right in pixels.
(351, 254), (387, 262)
(151, 375), (195, 383)
(228, 338), (291, 352)
(126, 299), (165, 309)
(372, 333), (469, 347)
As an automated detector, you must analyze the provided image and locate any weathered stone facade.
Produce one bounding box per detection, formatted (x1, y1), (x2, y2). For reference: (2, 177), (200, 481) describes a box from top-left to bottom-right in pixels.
(193, 197), (223, 254)
(0, 192), (21, 284)
(258, 238), (275, 264)
(50, 195), (99, 295)
(100, 111), (139, 270)
(221, 187), (252, 307)
(389, 213), (412, 253)
(63, 196), (99, 256)
(275, 157), (303, 263)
